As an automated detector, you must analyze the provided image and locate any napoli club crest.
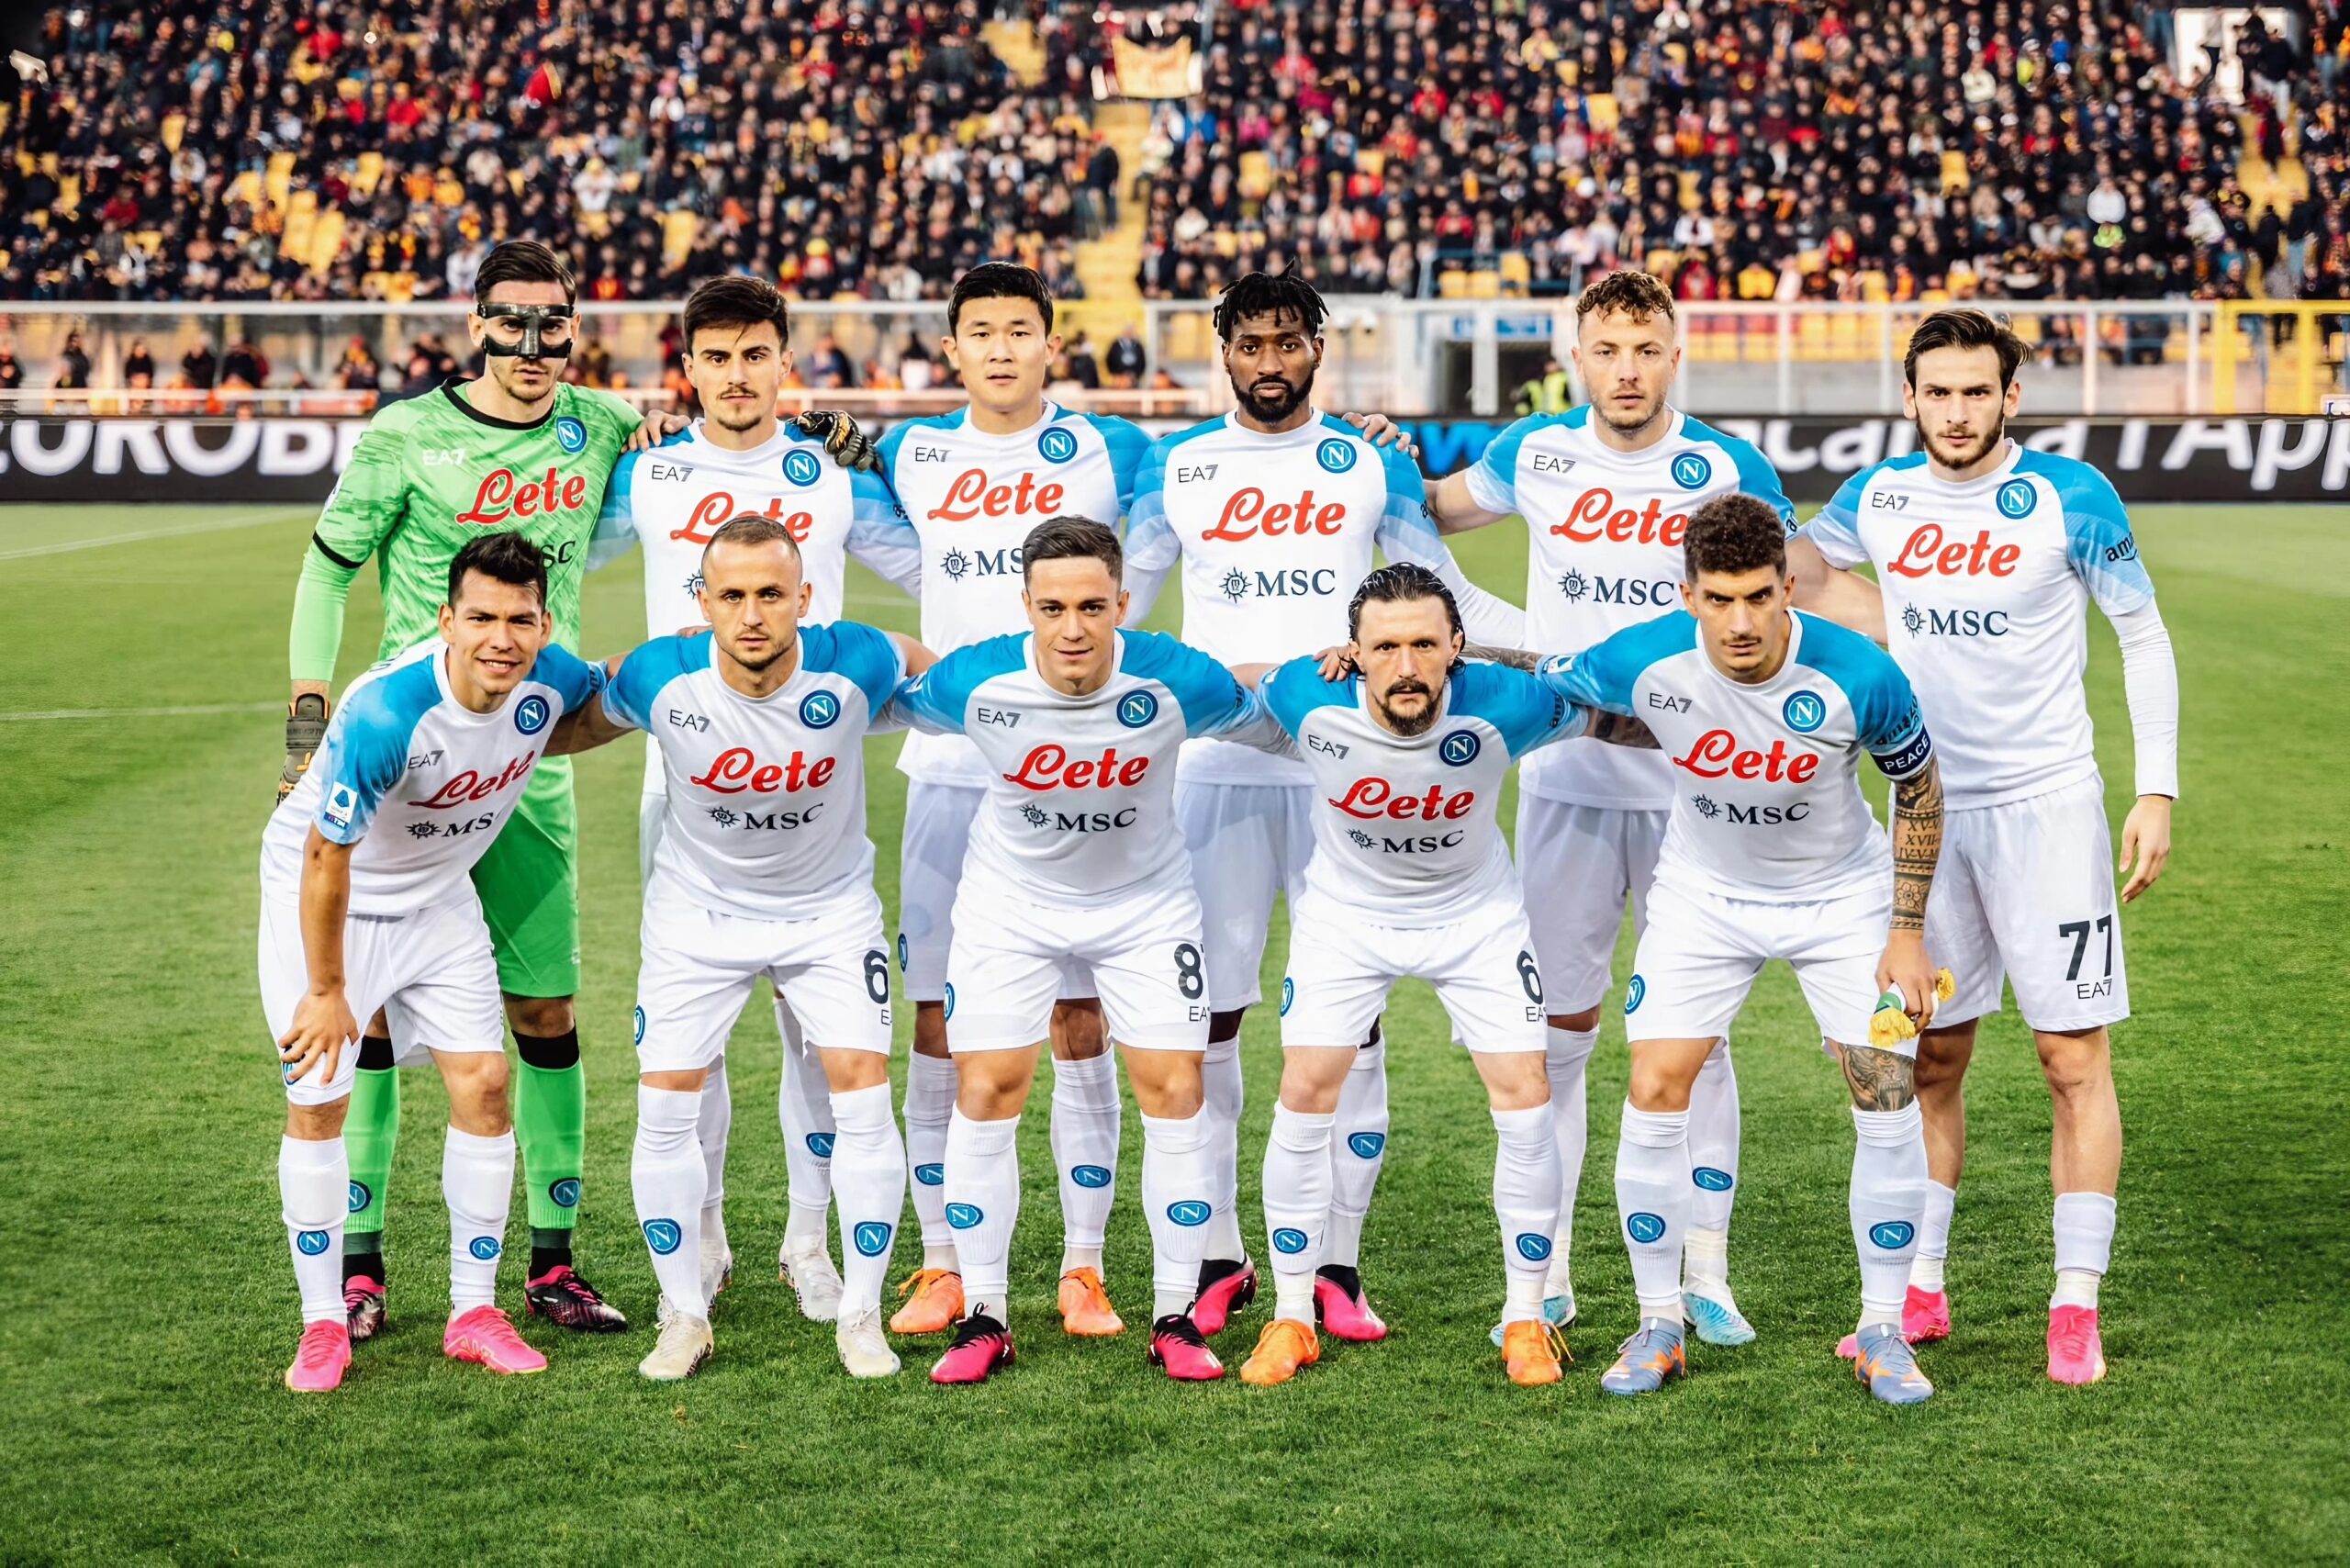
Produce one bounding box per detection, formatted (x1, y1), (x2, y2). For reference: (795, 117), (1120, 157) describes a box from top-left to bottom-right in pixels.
(1117, 689), (1158, 728)
(554, 417), (587, 454)
(513, 695), (551, 735)
(782, 448), (823, 487)
(1670, 451), (1712, 489)
(1037, 426), (1080, 465)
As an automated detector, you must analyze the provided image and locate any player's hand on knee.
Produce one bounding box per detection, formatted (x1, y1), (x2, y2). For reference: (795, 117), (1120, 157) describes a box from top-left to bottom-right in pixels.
(1338, 410), (1418, 460)
(279, 989), (359, 1086)
(2118, 794), (2172, 903)
(279, 694), (330, 803)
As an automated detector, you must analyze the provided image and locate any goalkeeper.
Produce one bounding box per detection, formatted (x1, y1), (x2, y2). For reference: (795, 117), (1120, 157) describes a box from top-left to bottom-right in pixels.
(282, 240), (879, 1337)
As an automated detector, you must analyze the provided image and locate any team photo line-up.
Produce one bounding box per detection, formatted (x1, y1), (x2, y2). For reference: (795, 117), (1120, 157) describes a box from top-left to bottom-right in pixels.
(263, 242), (2177, 1403)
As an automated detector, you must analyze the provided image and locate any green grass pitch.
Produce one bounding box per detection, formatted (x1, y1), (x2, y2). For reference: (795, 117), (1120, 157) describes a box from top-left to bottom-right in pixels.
(0, 500), (2344, 1563)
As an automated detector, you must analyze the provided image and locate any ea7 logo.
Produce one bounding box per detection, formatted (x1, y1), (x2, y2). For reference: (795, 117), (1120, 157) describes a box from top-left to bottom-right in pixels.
(1306, 733), (1350, 759)
(976, 705), (1021, 728)
(911, 445), (951, 463)
(1869, 491), (1910, 510)
(1174, 463), (1219, 483)
(666, 710), (710, 732)
(420, 448), (470, 466)
(1647, 691), (1691, 714)
(1531, 454), (1576, 475)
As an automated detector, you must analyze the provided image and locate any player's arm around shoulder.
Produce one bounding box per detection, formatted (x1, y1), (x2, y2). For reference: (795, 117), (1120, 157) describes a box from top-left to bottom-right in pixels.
(541, 637), (643, 757)
(883, 633), (1022, 734)
(1427, 412), (1542, 535)
(1789, 464), (1888, 644)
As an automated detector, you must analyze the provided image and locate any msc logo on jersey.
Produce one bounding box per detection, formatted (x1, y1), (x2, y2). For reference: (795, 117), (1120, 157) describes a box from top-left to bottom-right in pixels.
(1438, 729), (1481, 767)
(1312, 437), (1354, 473)
(800, 690), (842, 729)
(296, 1229), (331, 1256)
(1557, 568), (1678, 608)
(1625, 973), (1647, 1013)
(946, 1203), (984, 1230)
(1347, 1132), (1386, 1159)
(781, 448), (823, 487)
(1625, 1212), (1667, 1244)
(550, 1178), (581, 1208)
(1997, 477), (2038, 519)
(1670, 452), (1713, 489)
(1783, 690), (1827, 734)
(1515, 1233), (1553, 1262)
(468, 1236), (503, 1260)
(554, 417), (587, 454)
(1280, 976), (1295, 1016)
(1071, 1164), (1113, 1189)
(1036, 426), (1080, 465)
(1902, 603), (2010, 639)
(643, 1219), (683, 1255)
(1166, 1200), (1212, 1227)
(1271, 1226), (1309, 1255)
(1869, 1220), (1917, 1250)
(1117, 690), (1159, 728)
(514, 695), (552, 735)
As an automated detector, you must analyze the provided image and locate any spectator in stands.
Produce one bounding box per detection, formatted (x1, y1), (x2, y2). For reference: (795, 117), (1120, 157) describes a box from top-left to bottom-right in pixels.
(122, 338), (154, 389)
(54, 330), (92, 391)
(220, 338), (269, 393)
(1062, 329), (1102, 391)
(0, 348), (21, 393)
(1104, 322), (1147, 387)
(335, 338), (381, 393)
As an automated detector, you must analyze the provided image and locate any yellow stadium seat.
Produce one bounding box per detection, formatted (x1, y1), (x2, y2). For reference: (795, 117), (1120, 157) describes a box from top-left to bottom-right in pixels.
(352, 151), (385, 199)
(1587, 94), (1619, 134)
(266, 151), (297, 209)
(1676, 171), (1701, 210)
(1438, 270), (1471, 298)
(1499, 252), (1532, 292)
(1238, 151), (1272, 199)
(162, 113), (185, 154)
(1465, 270), (1500, 298)
(57, 174), (80, 214)
(661, 209), (699, 266)
(1941, 151), (1970, 194)
(306, 209), (345, 274)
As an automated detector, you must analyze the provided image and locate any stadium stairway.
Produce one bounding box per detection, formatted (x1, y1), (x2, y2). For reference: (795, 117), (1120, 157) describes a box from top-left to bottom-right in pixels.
(1066, 100), (1153, 346)
(981, 19), (1047, 87)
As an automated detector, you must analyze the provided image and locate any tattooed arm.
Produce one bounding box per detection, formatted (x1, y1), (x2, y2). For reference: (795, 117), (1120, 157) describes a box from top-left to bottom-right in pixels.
(1873, 756), (1944, 1035)
(1462, 643), (1539, 672)
(1585, 710), (1660, 749)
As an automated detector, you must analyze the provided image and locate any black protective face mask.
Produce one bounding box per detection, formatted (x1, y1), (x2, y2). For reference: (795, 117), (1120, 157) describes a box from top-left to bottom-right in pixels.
(476, 303), (576, 360)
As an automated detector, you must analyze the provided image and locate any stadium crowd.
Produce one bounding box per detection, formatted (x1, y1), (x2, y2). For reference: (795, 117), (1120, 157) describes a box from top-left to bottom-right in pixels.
(1135, 0), (2349, 308)
(0, 0), (1107, 306)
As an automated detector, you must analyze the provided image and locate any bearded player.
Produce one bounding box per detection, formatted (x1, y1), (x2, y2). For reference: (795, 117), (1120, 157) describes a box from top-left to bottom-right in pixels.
(280, 239), (878, 1337)
(1423, 270), (1828, 1348)
(590, 274), (920, 1325)
(1791, 308), (2178, 1383)
(1122, 271), (1524, 1344)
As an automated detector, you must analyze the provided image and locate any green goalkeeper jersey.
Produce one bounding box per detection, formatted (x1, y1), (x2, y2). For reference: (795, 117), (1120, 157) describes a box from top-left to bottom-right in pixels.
(290, 378), (641, 676)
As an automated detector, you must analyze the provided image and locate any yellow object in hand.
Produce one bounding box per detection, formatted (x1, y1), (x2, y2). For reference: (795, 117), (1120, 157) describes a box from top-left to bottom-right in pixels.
(1868, 969), (1957, 1049)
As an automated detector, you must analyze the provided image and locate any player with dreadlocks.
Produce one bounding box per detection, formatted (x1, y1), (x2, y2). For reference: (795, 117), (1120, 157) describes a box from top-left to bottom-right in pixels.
(1124, 271), (1526, 1345)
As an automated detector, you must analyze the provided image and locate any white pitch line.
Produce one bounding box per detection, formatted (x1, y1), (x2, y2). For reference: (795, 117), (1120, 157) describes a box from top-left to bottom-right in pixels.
(0, 701), (282, 722)
(0, 509), (301, 562)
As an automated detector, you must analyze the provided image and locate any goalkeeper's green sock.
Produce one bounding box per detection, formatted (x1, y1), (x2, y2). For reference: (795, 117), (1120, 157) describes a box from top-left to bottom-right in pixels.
(343, 1041), (399, 1281)
(514, 1030), (586, 1273)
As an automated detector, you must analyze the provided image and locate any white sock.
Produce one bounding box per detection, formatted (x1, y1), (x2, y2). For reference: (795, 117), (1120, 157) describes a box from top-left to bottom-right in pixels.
(1684, 1226), (1730, 1293)
(1542, 1025), (1597, 1295)
(1262, 1103), (1336, 1323)
(943, 1109), (1020, 1319)
(903, 1052), (958, 1269)
(778, 1001), (834, 1249)
(1200, 1029), (1248, 1263)
(442, 1126), (517, 1319)
(1911, 1180), (1957, 1293)
(1326, 1036), (1389, 1270)
(1048, 1051), (1120, 1271)
(2051, 1192), (2116, 1310)
(632, 1085), (707, 1319)
(1615, 1103), (1691, 1317)
(829, 1082), (907, 1318)
(699, 1057), (733, 1244)
(1687, 1036), (1740, 1235)
(1140, 1109), (1214, 1322)
(1493, 1103), (1561, 1326)
(279, 1135), (348, 1325)
(1851, 1102), (1928, 1327)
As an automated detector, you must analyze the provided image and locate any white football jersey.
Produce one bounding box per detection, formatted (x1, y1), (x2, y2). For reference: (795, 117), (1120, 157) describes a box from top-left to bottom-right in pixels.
(1538, 610), (1934, 903)
(260, 638), (604, 914)
(1258, 656), (1587, 927)
(1127, 409), (1520, 787)
(603, 622), (903, 922)
(872, 403), (1151, 787)
(592, 421), (918, 791)
(887, 629), (1281, 908)
(1465, 406), (1794, 811)
(1801, 442), (2157, 810)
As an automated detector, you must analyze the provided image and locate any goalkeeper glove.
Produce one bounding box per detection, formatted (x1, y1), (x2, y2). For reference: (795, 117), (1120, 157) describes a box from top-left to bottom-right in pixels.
(1867, 968), (1957, 1050)
(792, 409), (880, 472)
(279, 693), (330, 803)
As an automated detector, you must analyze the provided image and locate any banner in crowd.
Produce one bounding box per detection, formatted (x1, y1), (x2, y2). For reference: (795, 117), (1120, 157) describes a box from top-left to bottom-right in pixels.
(1, 415), (2345, 504)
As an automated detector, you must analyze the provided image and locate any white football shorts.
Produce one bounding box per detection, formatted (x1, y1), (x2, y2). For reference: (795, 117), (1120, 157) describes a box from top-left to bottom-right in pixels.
(633, 889), (893, 1072)
(943, 877), (1211, 1054)
(1516, 795), (1667, 1016)
(1625, 878), (1892, 1051)
(1176, 778), (1315, 1012)
(1922, 776), (2129, 1033)
(1281, 894), (1548, 1055)
(259, 893), (504, 1106)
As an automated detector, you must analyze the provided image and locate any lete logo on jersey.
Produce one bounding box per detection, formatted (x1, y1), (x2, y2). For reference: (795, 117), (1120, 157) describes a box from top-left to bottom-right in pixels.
(456, 465), (589, 528)
(673, 492), (816, 545)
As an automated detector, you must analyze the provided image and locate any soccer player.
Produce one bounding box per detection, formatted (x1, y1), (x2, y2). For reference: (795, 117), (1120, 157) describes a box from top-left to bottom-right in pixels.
(263, 532), (609, 1391)
(1791, 308), (2177, 1383)
(591, 274), (921, 1325)
(1122, 271), (1525, 1343)
(866, 263), (1152, 1339)
(887, 518), (1286, 1385)
(1516, 494), (1950, 1405)
(283, 240), (652, 1334)
(1424, 269), (1820, 1346)
(557, 515), (933, 1381)
(1231, 566), (1656, 1389)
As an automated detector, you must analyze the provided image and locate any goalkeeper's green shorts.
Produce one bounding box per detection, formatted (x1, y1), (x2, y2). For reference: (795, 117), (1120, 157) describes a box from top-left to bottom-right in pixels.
(469, 758), (579, 1000)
